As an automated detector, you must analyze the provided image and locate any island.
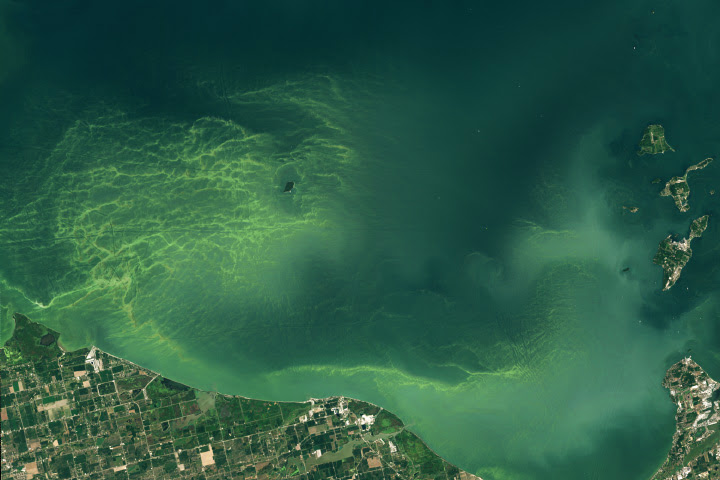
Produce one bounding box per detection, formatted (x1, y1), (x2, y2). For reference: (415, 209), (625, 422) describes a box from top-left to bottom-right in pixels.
(653, 215), (709, 291)
(623, 206), (639, 213)
(660, 158), (714, 212)
(649, 357), (719, 480)
(638, 125), (675, 155)
(0, 314), (482, 480)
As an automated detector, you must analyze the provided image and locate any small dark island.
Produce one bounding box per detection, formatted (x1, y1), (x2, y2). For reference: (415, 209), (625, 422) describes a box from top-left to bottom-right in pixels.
(283, 181), (295, 193)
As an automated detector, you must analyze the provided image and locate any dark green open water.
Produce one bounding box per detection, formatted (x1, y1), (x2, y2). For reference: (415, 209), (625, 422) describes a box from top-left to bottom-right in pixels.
(1, 1), (719, 478)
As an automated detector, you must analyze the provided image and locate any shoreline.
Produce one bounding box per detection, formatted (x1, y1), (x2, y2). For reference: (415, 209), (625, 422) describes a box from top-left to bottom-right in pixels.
(2, 314), (482, 479)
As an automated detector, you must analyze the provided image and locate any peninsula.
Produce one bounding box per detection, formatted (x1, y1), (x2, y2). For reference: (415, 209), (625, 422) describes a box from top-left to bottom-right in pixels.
(653, 215), (709, 291)
(649, 357), (719, 480)
(660, 157), (714, 212)
(638, 125), (675, 155)
(0, 314), (482, 480)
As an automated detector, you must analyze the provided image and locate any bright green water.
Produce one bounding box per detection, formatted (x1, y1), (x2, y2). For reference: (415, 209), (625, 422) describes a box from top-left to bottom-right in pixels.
(1, 1), (719, 479)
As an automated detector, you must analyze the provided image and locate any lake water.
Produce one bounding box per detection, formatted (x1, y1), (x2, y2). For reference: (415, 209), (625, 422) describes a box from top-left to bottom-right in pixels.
(1, 1), (719, 479)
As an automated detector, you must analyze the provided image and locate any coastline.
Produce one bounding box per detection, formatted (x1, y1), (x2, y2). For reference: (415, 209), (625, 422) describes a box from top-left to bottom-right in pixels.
(1, 314), (483, 480)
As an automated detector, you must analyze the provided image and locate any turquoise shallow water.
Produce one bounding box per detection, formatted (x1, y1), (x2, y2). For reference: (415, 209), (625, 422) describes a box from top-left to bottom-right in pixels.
(1, 1), (720, 479)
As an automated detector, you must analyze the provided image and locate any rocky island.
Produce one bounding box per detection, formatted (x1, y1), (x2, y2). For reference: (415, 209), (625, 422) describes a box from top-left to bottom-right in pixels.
(653, 215), (709, 291)
(649, 357), (719, 480)
(638, 124), (675, 155)
(0, 314), (482, 480)
(660, 158), (714, 212)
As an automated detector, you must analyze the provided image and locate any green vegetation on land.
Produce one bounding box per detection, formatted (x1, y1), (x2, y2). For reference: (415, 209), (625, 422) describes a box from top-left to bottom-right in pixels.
(689, 215), (709, 239)
(649, 358), (720, 480)
(1, 314), (480, 480)
(660, 158), (714, 212)
(638, 124), (675, 155)
(653, 215), (709, 291)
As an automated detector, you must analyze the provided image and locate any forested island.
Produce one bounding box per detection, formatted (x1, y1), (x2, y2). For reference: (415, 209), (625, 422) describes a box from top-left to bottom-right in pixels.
(638, 125), (675, 155)
(660, 157), (714, 212)
(649, 358), (719, 480)
(653, 215), (709, 291)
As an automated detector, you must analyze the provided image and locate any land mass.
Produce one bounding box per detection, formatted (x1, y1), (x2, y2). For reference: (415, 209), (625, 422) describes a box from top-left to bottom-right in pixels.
(1, 313), (482, 480)
(653, 215), (709, 291)
(660, 158), (714, 212)
(649, 357), (719, 480)
(638, 125), (675, 155)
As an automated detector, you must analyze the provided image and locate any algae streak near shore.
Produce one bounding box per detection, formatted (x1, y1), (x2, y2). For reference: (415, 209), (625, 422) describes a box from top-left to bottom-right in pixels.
(1, 313), (483, 480)
(3, 1), (720, 479)
(4, 314), (718, 480)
